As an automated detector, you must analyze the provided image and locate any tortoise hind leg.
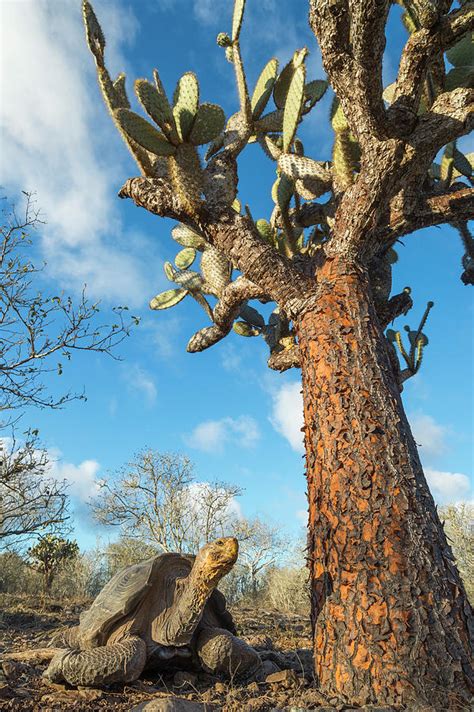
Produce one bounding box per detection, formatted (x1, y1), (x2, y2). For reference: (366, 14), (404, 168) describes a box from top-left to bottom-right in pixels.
(196, 627), (261, 679)
(49, 624), (81, 648)
(43, 635), (147, 687)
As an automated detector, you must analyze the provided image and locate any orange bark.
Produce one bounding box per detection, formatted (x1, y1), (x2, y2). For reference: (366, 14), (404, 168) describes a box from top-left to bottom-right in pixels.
(296, 256), (473, 708)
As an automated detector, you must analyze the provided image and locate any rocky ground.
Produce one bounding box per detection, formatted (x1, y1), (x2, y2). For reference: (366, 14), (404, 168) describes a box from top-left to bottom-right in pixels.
(0, 595), (401, 711)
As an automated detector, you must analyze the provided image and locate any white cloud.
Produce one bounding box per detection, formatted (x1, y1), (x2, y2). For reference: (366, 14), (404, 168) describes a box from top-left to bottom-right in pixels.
(185, 415), (260, 452)
(425, 468), (471, 504)
(0, 0), (151, 305)
(50, 457), (101, 503)
(270, 381), (304, 453)
(125, 364), (157, 405)
(409, 413), (447, 459)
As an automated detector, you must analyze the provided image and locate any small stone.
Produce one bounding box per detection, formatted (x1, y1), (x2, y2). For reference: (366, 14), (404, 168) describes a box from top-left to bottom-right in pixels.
(265, 668), (299, 687)
(173, 671), (197, 688)
(256, 659), (280, 681)
(132, 697), (216, 711)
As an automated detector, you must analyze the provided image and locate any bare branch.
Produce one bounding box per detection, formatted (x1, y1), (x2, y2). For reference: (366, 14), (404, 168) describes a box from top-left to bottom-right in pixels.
(377, 185), (474, 241)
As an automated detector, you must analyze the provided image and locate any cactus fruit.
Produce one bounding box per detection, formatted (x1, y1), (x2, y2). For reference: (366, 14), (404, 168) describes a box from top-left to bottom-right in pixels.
(114, 109), (176, 156)
(173, 72), (200, 142)
(190, 103), (226, 146)
(150, 288), (188, 310)
(217, 32), (232, 48)
(200, 246), (232, 296)
(172, 224), (206, 250)
(283, 64), (306, 151)
(251, 59), (279, 120)
(232, 0), (246, 41)
(135, 79), (178, 144)
(175, 248), (196, 269)
(169, 143), (204, 213)
(256, 219), (275, 243)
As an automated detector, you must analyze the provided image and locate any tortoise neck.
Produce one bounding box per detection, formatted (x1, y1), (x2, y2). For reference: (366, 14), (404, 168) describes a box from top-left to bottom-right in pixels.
(157, 569), (214, 646)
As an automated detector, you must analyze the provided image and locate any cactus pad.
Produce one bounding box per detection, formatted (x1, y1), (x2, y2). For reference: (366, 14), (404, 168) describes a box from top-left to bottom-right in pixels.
(169, 143), (203, 212)
(190, 103), (226, 146)
(173, 72), (199, 141)
(233, 321), (260, 337)
(114, 109), (176, 156)
(200, 246), (232, 296)
(150, 288), (187, 310)
(135, 79), (177, 143)
(232, 0), (246, 41)
(82, 1), (105, 66)
(251, 59), (279, 120)
(283, 64), (305, 151)
(175, 248), (196, 269)
(172, 224), (206, 250)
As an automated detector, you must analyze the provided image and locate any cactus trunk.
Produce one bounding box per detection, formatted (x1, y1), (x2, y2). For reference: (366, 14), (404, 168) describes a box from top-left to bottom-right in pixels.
(296, 255), (473, 709)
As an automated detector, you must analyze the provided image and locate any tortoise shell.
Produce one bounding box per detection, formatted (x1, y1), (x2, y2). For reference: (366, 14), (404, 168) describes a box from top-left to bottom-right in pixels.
(77, 552), (235, 649)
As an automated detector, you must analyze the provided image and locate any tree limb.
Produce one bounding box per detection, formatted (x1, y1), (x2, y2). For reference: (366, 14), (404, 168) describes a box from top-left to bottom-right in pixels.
(388, 4), (474, 135)
(376, 186), (474, 241)
(267, 345), (301, 372)
(411, 88), (474, 154)
(309, 0), (389, 145)
(187, 277), (266, 353)
(119, 177), (319, 317)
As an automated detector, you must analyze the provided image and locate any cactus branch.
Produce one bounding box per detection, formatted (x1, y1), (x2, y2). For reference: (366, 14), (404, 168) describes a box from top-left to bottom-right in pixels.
(389, 3), (474, 134)
(187, 277), (267, 352)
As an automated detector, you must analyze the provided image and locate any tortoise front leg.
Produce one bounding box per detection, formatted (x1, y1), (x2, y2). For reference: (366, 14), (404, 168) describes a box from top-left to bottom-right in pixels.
(196, 627), (261, 679)
(43, 635), (147, 687)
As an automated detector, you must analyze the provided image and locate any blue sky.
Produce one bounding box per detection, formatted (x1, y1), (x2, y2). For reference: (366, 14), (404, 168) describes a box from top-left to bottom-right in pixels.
(1, 0), (472, 550)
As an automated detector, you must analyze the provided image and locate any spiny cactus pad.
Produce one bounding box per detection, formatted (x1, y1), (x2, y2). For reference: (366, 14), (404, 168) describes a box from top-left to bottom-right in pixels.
(150, 288), (188, 310)
(82, 0), (105, 66)
(173, 73), (199, 141)
(175, 248), (196, 269)
(232, 0), (246, 42)
(114, 109), (176, 156)
(135, 79), (177, 143)
(283, 64), (306, 151)
(172, 225), (206, 250)
(251, 59), (279, 120)
(190, 103), (226, 146)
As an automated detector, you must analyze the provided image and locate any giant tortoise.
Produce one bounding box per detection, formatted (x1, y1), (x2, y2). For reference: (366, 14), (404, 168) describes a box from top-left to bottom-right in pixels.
(44, 537), (260, 686)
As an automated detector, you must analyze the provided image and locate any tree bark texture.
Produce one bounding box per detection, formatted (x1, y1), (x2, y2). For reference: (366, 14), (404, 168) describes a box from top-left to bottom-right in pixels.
(296, 256), (473, 709)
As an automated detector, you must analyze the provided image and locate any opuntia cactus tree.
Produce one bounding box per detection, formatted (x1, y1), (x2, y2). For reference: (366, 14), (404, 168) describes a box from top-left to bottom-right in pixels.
(82, 0), (474, 706)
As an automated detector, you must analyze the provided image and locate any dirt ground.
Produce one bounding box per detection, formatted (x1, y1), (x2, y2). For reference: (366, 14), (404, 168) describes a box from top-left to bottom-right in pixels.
(0, 595), (317, 711)
(0, 595), (405, 711)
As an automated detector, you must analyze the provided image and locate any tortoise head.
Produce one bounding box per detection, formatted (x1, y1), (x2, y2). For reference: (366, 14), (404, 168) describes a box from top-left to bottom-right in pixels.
(192, 537), (238, 587)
